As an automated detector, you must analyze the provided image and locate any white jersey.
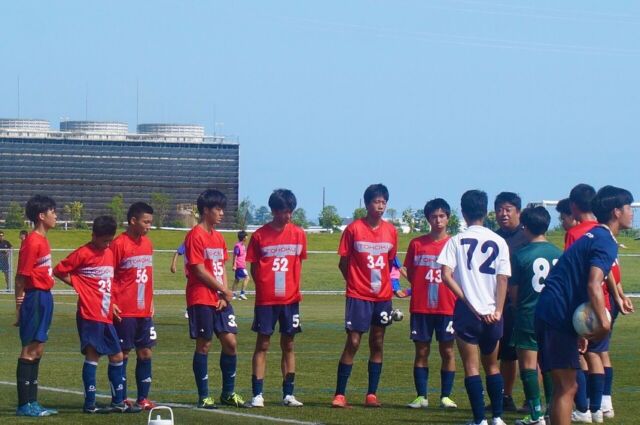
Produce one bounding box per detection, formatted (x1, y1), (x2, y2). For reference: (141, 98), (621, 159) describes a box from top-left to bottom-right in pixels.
(437, 225), (511, 315)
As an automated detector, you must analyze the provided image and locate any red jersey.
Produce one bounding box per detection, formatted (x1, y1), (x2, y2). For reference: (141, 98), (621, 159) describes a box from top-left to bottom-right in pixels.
(111, 232), (154, 318)
(338, 218), (398, 301)
(564, 220), (598, 250)
(17, 232), (55, 291)
(184, 225), (228, 308)
(54, 243), (115, 323)
(404, 235), (457, 315)
(246, 223), (307, 306)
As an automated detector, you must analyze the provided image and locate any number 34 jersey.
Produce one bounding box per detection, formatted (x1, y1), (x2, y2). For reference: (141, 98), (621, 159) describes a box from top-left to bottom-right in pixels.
(111, 232), (154, 318)
(510, 241), (562, 332)
(246, 223), (307, 306)
(338, 218), (398, 302)
(404, 235), (457, 315)
(53, 244), (115, 323)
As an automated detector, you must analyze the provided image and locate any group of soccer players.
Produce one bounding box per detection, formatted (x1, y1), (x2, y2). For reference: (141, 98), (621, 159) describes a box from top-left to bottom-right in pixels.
(12, 183), (634, 425)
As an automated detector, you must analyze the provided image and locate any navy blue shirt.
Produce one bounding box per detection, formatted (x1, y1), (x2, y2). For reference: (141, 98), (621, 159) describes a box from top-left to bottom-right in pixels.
(535, 225), (617, 334)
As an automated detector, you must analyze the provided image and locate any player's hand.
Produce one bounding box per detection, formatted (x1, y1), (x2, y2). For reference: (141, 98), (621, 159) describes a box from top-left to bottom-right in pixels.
(113, 304), (122, 322)
(170, 265), (176, 274)
(394, 290), (407, 298)
(217, 298), (228, 311)
(620, 296), (634, 315)
(221, 287), (234, 301)
(481, 311), (500, 324)
(578, 337), (588, 354)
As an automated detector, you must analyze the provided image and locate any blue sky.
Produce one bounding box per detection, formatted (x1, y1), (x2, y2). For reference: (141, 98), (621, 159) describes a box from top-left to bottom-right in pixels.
(1, 1), (639, 219)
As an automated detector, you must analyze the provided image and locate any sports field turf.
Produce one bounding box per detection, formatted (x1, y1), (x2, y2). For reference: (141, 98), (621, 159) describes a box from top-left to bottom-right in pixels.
(0, 229), (638, 424)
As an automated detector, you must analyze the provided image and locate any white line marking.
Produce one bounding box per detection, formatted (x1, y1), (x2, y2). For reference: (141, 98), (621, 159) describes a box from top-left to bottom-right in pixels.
(0, 381), (320, 424)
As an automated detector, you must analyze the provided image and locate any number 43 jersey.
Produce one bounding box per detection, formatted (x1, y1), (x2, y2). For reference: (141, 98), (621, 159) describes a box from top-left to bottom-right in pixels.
(111, 232), (154, 318)
(246, 223), (307, 306)
(437, 225), (511, 315)
(338, 218), (398, 302)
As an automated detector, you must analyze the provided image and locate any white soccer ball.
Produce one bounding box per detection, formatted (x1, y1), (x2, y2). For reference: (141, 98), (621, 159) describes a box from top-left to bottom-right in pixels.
(391, 308), (404, 322)
(572, 302), (611, 337)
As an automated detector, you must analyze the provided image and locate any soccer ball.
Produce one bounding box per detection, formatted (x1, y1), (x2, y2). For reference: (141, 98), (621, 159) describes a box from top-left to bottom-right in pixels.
(572, 302), (611, 337)
(391, 309), (404, 322)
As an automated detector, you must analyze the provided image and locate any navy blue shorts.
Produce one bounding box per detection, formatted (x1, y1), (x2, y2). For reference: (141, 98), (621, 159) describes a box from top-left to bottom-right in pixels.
(115, 317), (157, 350)
(410, 313), (455, 343)
(77, 315), (122, 356)
(19, 289), (54, 346)
(345, 297), (393, 333)
(535, 320), (580, 373)
(252, 303), (301, 336)
(586, 332), (611, 353)
(188, 304), (238, 340)
(235, 268), (249, 280)
(498, 304), (518, 361)
(453, 300), (503, 355)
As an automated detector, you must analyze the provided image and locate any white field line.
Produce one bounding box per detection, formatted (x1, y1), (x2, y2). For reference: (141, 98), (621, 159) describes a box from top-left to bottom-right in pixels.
(0, 380), (321, 425)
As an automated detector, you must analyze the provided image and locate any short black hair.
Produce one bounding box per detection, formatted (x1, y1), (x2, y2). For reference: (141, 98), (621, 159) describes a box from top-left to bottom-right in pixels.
(19, 230), (28, 236)
(268, 189), (297, 211)
(592, 186), (634, 224)
(197, 189), (227, 216)
(555, 198), (572, 215)
(494, 192), (521, 211)
(25, 195), (56, 224)
(461, 190), (488, 222)
(424, 198), (451, 218)
(520, 206), (551, 236)
(364, 184), (389, 206)
(569, 184), (596, 213)
(127, 202), (154, 223)
(237, 230), (247, 241)
(93, 215), (117, 237)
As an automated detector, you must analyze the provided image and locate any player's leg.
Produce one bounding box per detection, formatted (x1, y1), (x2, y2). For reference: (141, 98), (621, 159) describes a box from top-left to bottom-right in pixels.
(251, 333), (271, 405)
(189, 305), (215, 408)
(436, 315), (457, 408)
(215, 302), (244, 407)
(457, 337), (486, 424)
(600, 351), (614, 418)
(573, 355), (590, 419)
(551, 369), (578, 425)
(82, 347), (101, 412)
(584, 346), (606, 422)
(231, 277), (239, 299)
(107, 350), (126, 407)
(133, 317), (156, 409)
(239, 275), (249, 299)
(365, 324), (386, 406)
(280, 303), (302, 406)
(408, 313), (430, 408)
(516, 347), (544, 423)
(498, 302), (518, 412)
(480, 336), (505, 424)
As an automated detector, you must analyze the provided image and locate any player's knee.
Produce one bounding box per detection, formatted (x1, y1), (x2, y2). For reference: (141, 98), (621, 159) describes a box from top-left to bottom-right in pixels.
(110, 352), (124, 363)
(137, 347), (152, 360)
(196, 339), (212, 354)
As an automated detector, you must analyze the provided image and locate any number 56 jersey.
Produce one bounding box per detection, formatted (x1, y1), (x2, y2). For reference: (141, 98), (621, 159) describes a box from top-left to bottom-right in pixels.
(246, 223), (307, 306)
(111, 232), (154, 318)
(338, 218), (398, 302)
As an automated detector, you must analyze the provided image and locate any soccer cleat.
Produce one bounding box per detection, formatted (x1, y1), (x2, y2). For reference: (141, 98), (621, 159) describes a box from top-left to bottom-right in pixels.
(502, 395), (518, 412)
(440, 396), (458, 408)
(184, 310), (189, 319)
(220, 392), (248, 408)
(239, 293), (248, 300)
(282, 395), (304, 407)
(232, 293), (237, 300)
(30, 402), (59, 416)
(197, 396), (218, 409)
(571, 409), (592, 423)
(250, 394), (265, 408)
(83, 404), (112, 414)
(364, 393), (382, 408)
(517, 401), (529, 413)
(17, 403), (51, 417)
(515, 415), (546, 425)
(590, 410), (603, 423)
(135, 398), (157, 410)
(491, 418), (507, 425)
(464, 420), (488, 425)
(603, 408), (614, 419)
(407, 395), (429, 408)
(111, 401), (142, 413)
(331, 394), (350, 408)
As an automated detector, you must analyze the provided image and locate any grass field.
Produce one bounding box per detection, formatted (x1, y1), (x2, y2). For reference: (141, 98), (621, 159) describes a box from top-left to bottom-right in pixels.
(0, 229), (639, 424)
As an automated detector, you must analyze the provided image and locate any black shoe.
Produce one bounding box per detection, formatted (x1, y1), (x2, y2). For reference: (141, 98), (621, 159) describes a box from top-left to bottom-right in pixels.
(503, 395), (518, 412)
(83, 404), (112, 414)
(110, 401), (142, 413)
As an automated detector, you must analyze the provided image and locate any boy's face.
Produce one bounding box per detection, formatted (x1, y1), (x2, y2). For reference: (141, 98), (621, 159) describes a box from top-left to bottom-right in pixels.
(366, 196), (387, 219)
(130, 213), (153, 236)
(272, 209), (292, 227)
(616, 204), (634, 230)
(427, 209), (449, 232)
(496, 202), (520, 231)
(559, 212), (577, 231)
(92, 234), (115, 250)
(39, 208), (57, 230)
(203, 206), (224, 226)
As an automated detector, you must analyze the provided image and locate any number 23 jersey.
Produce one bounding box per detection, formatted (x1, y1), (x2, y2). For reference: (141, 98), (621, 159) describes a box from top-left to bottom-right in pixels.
(111, 232), (154, 318)
(338, 218), (398, 302)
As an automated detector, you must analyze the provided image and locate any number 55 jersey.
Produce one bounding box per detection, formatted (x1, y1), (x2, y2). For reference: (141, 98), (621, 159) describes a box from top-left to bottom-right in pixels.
(111, 232), (154, 318)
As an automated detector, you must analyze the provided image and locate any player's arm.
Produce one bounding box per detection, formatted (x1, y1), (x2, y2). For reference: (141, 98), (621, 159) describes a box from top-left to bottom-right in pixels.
(52, 265), (73, 286)
(441, 265), (479, 320)
(338, 256), (349, 281)
(170, 252), (179, 273)
(586, 265), (610, 340)
(615, 279), (634, 314)
(13, 274), (26, 326)
(492, 274), (508, 323)
(190, 264), (233, 300)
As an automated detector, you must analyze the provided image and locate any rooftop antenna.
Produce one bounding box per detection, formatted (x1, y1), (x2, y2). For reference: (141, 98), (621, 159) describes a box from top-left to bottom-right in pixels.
(212, 104), (216, 136)
(85, 83), (88, 120)
(322, 187), (326, 210)
(17, 76), (20, 118)
(136, 79), (139, 128)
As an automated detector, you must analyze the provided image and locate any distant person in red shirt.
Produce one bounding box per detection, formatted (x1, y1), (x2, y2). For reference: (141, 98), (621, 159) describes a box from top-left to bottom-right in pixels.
(555, 198), (577, 233)
(54, 216), (140, 414)
(185, 189), (246, 409)
(332, 184), (398, 408)
(111, 202), (156, 410)
(565, 184), (599, 250)
(246, 189), (307, 408)
(14, 195), (59, 417)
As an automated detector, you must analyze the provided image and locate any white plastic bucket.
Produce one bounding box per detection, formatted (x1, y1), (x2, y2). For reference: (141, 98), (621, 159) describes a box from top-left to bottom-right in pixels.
(148, 406), (174, 425)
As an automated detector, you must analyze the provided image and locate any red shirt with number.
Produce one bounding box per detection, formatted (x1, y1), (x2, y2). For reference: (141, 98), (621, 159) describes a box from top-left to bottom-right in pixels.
(246, 223), (307, 306)
(184, 224), (228, 308)
(111, 232), (154, 318)
(404, 234), (457, 315)
(54, 243), (115, 323)
(338, 218), (398, 302)
(17, 232), (55, 291)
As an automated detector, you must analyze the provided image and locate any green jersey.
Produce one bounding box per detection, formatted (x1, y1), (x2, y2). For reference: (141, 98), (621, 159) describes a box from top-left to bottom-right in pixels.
(510, 241), (562, 332)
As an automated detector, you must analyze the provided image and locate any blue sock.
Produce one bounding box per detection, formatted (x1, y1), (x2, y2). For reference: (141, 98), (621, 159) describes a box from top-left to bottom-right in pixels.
(219, 353), (236, 398)
(82, 361), (98, 408)
(335, 362), (352, 396)
(441, 370), (455, 398)
(135, 358), (152, 401)
(252, 375), (264, 397)
(588, 373), (605, 413)
(465, 375), (485, 424)
(603, 367), (613, 396)
(121, 357), (128, 400)
(240, 290), (245, 295)
(413, 367), (428, 397)
(108, 361), (124, 404)
(367, 361), (382, 395)
(575, 369), (588, 412)
(193, 352), (209, 399)
(283, 373), (295, 398)
(486, 373), (504, 418)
